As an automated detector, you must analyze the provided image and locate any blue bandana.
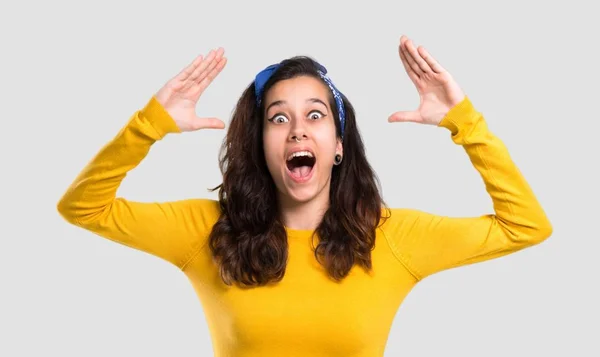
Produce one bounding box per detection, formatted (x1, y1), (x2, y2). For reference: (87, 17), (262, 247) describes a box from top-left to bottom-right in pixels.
(254, 61), (346, 138)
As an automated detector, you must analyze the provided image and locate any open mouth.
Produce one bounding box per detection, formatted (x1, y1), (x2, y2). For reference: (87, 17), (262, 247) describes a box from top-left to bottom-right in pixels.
(286, 150), (316, 181)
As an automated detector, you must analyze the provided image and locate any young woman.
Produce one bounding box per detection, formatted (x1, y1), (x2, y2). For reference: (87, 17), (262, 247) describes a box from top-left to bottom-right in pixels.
(57, 35), (552, 356)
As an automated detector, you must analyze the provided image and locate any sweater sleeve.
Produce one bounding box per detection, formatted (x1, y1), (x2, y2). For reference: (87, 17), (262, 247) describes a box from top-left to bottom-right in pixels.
(56, 96), (221, 270)
(381, 96), (553, 281)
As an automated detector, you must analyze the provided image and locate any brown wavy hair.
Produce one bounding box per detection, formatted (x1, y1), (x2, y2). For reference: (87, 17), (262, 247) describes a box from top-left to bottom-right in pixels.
(208, 56), (387, 287)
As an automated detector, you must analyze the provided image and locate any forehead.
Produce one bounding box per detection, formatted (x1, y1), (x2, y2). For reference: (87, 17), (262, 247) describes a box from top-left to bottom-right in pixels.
(264, 75), (329, 103)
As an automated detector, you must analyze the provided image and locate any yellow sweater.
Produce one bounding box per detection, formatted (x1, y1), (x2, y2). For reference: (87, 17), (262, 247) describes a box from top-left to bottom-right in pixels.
(57, 95), (552, 357)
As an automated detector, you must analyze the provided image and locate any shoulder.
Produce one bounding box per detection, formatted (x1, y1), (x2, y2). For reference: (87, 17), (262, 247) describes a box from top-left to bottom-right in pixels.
(378, 206), (429, 234)
(158, 197), (223, 236)
(183, 198), (223, 223)
(377, 206), (441, 257)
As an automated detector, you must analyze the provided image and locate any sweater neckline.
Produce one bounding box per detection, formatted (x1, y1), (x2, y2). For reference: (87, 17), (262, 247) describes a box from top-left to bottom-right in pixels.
(285, 226), (316, 237)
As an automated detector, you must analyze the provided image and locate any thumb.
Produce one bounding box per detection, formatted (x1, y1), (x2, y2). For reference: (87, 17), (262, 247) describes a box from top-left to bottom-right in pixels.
(388, 111), (422, 123)
(191, 117), (226, 130)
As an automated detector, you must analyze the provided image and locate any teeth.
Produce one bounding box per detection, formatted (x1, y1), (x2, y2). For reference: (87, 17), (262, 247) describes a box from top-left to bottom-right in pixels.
(287, 151), (314, 161)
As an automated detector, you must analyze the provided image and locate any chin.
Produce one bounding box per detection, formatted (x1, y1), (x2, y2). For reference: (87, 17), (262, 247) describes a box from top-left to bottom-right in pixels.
(283, 186), (320, 204)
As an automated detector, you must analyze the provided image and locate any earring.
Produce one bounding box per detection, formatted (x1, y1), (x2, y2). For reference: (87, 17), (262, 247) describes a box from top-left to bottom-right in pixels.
(334, 153), (343, 165)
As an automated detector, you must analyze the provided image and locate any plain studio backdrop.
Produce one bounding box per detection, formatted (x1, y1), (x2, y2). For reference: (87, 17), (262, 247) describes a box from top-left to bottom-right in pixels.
(1, 1), (598, 356)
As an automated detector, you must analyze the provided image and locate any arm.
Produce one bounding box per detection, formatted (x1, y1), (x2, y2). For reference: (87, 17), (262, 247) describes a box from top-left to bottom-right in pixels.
(56, 96), (221, 269)
(57, 47), (228, 270)
(383, 36), (552, 280)
(382, 96), (552, 280)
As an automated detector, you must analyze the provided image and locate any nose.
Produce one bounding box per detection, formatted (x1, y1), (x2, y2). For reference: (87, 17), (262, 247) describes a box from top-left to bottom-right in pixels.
(289, 118), (308, 142)
(290, 133), (307, 142)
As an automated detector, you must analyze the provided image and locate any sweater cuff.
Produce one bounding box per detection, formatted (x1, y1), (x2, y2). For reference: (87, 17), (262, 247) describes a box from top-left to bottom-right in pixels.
(437, 96), (479, 136)
(140, 96), (182, 137)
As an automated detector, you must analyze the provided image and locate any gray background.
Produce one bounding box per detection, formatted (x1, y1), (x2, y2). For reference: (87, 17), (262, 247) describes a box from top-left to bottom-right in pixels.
(1, 0), (598, 356)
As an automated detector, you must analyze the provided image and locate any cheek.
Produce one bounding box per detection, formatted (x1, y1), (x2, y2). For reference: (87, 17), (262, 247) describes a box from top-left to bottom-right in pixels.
(313, 125), (338, 162)
(262, 130), (284, 171)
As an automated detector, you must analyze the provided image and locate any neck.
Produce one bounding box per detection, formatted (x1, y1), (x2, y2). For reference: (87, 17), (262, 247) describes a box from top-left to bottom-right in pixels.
(279, 188), (330, 232)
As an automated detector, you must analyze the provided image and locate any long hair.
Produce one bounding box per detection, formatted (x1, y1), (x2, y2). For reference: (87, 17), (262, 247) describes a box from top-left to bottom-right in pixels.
(208, 56), (387, 287)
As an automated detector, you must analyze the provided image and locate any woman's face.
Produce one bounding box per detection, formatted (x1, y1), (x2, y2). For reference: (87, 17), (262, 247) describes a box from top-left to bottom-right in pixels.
(262, 75), (342, 205)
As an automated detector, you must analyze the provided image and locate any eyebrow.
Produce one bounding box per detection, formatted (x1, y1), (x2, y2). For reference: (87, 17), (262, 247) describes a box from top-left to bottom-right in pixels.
(265, 98), (328, 113)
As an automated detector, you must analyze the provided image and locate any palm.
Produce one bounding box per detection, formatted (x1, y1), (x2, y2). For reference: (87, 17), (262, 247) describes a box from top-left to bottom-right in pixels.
(155, 47), (228, 132)
(389, 36), (465, 126)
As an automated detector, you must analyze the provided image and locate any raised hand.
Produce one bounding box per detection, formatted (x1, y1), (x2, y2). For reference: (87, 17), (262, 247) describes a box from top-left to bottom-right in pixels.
(155, 47), (228, 132)
(388, 36), (465, 126)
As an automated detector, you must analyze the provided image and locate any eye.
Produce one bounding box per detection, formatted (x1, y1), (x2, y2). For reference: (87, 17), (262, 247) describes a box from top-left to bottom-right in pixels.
(308, 110), (325, 120)
(268, 114), (289, 124)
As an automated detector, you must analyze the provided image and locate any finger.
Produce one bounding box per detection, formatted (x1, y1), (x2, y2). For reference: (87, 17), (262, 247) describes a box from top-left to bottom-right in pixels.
(174, 55), (204, 83)
(388, 110), (422, 123)
(175, 54), (204, 82)
(193, 50), (223, 85)
(398, 45), (420, 82)
(418, 46), (445, 74)
(181, 49), (221, 92)
(400, 34), (409, 46)
(196, 57), (228, 94)
(188, 49), (218, 83)
(405, 39), (432, 73)
(193, 117), (226, 130)
(401, 41), (424, 75)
